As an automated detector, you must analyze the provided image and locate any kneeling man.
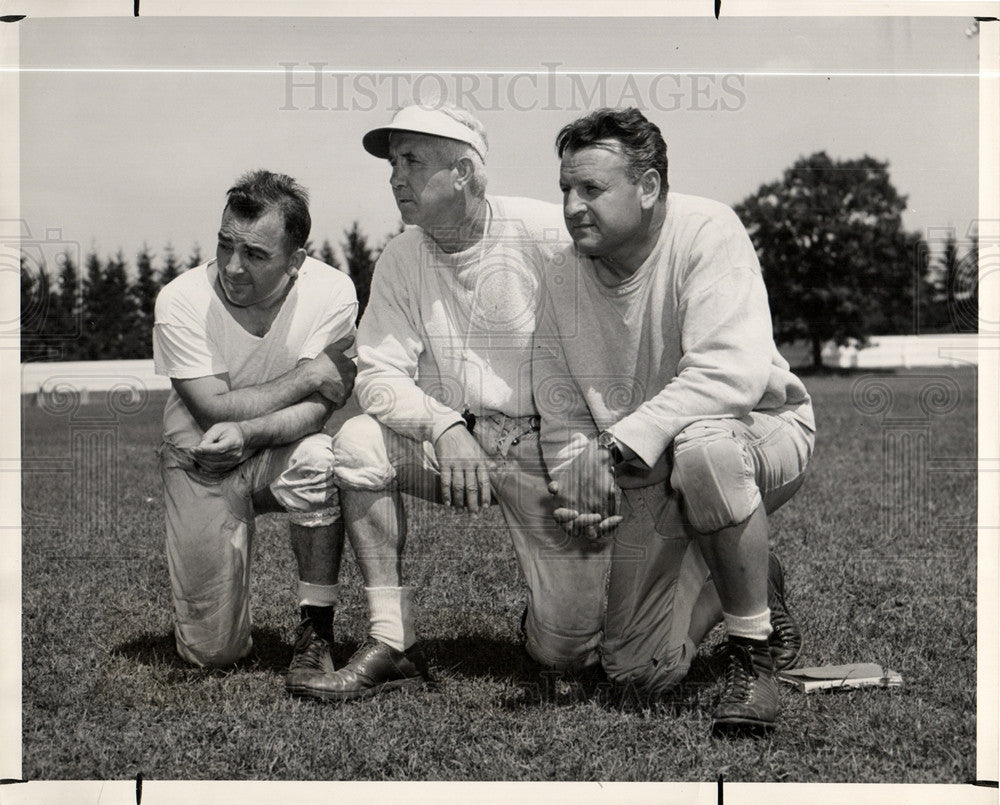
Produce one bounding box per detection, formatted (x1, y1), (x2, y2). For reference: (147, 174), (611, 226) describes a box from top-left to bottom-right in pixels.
(153, 170), (357, 679)
(534, 109), (815, 732)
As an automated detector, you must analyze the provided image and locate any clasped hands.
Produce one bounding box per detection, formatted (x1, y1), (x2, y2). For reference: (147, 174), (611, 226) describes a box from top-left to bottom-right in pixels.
(548, 437), (623, 541)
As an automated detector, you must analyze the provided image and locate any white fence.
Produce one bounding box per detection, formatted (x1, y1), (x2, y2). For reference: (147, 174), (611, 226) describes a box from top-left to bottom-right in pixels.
(21, 359), (172, 404)
(20, 334), (983, 402)
(780, 334), (982, 370)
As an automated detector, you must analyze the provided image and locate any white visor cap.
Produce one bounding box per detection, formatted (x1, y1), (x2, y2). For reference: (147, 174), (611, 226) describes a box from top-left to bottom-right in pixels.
(362, 105), (488, 162)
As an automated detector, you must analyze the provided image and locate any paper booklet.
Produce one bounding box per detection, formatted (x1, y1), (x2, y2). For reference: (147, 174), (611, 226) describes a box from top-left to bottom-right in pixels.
(777, 663), (904, 692)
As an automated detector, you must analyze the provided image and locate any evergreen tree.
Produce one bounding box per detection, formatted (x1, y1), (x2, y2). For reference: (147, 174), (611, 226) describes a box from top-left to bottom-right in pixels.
(188, 243), (203, 269)
(20, 255), (55, 361)
(81, 251), (140, 359)
(80, 251), (105, 359)
(734, 152), (921, 368)
(52, 249), (82, 355)
(342, 222), (376, 323)
(160, 243), (182, 287)
(318, 239), (342, 271)
(133, 244), (158, 352)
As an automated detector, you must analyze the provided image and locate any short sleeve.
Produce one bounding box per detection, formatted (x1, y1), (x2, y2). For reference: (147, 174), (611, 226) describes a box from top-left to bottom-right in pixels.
(294, 268), (359, 362)
(152, 279), (227, 379)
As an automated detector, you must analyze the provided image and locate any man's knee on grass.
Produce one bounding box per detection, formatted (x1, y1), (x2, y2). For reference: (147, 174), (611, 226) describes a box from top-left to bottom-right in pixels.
(670, 421), (761, 535)
(602, 637), (696, 696)
(523, 609), (602, 672)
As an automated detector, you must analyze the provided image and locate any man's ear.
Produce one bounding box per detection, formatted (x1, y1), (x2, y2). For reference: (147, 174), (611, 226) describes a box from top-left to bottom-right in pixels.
(287, 248), (307, 276)
(638, 168), (661, 210)
(452, 156), (476, 191)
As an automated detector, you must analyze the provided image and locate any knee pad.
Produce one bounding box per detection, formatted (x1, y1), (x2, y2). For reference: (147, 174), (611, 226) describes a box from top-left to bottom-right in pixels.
(330, 414), (396, 490)
(670, 424), (761, 533)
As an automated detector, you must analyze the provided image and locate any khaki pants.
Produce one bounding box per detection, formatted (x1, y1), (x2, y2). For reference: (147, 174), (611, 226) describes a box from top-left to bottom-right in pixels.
(603, 410), (814, 693)
(160, 434), (339, 667)
(332, 413), (612, 669)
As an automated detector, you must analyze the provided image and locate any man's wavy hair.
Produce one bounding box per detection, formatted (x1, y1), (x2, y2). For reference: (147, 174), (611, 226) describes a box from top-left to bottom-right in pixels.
(555, 107), (668, 198)
(225, 170), (311, 252)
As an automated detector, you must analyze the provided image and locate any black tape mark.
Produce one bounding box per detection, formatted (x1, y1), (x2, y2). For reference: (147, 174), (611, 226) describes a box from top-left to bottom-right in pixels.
(717, 773), (724, 804)
(136, 772), (143, 803)
(714, 0), (721, 20)
(1, 779), (28, 784)
(0, 15), (27, 22)
(134, 0), (140, 16)
(970, 780), (999, 788)
(974, 16), (998, 22)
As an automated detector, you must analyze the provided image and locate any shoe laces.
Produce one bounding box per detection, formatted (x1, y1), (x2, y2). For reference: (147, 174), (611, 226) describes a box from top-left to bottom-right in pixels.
(769, 605), (797, 644)
(722, 643), (758, 702)
(290, 620), (329, 672)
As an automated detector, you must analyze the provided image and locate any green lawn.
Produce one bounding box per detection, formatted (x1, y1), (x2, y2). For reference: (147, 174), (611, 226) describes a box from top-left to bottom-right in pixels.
(19, 368), (979, 782)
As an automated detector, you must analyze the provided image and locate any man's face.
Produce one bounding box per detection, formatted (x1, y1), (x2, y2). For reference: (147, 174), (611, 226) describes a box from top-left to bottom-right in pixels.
(559, 143), (647, 261)
(215, 206), (299, 308)
(387, 131), (460, 230)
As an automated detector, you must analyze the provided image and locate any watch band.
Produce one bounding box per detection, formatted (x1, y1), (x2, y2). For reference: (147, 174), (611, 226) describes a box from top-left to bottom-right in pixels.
(597, 430), (624, 464)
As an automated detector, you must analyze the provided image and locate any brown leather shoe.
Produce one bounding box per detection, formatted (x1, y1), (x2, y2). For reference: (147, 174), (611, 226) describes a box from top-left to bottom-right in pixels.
(712, 637), (779, 733)
(285, 619), (336, 696)
(293, 638), (428, 702)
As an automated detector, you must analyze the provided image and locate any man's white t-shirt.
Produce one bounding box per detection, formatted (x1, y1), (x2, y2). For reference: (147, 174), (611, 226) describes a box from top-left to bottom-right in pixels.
(153, 256), (358, 450)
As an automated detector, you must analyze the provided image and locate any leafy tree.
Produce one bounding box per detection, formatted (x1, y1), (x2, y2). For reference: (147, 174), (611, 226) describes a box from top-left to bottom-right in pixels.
(734, 152), (921, 368)
(342, 222), (376, 323)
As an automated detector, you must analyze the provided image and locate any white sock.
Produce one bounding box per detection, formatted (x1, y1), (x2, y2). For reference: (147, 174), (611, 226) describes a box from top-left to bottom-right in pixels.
(724, 608), (772, 642)
(366, 586), (415, 652)
(297, 581), (340, 608)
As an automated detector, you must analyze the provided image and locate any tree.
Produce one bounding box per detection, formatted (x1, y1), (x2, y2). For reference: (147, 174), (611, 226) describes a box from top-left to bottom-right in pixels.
(50, 249), (82, 354)
(20, 255), (55, 361)
(318, 239), (342, 271)
(188, 243), (203, 269)
(160, 243), (183, 287)
(342, 222), (376, 323)
(947, 230), (979, 333)
(133, 244), (158, 350)
(81, 251), (140, 359)
(734, 152), (920, 368)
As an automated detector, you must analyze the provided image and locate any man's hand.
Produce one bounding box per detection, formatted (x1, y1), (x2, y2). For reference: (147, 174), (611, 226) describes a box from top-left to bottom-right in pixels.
(548, 487), (624, 541)
(548, 437), (622, 540)
(434, 423), (493, 511)
(308, 335), (357, 407)
(192, 421), (248, 473)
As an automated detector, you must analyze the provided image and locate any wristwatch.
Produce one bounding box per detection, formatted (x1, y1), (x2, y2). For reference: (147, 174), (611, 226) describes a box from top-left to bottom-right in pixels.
(597, 430), (624, 464)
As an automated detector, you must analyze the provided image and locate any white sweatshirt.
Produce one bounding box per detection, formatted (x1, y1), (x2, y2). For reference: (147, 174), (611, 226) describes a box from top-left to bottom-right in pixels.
(355, 196), (567, 444)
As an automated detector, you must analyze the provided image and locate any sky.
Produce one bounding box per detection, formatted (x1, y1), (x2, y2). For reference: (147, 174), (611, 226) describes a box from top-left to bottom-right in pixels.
(14, 14), (983, 271)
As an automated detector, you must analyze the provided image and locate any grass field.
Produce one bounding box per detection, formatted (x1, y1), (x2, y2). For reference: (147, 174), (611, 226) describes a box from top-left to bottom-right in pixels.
(18, 367), (979, 783)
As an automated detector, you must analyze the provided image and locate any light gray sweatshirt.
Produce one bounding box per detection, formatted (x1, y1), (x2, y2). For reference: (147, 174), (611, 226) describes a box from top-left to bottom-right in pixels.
(533, 192), (814, 478)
